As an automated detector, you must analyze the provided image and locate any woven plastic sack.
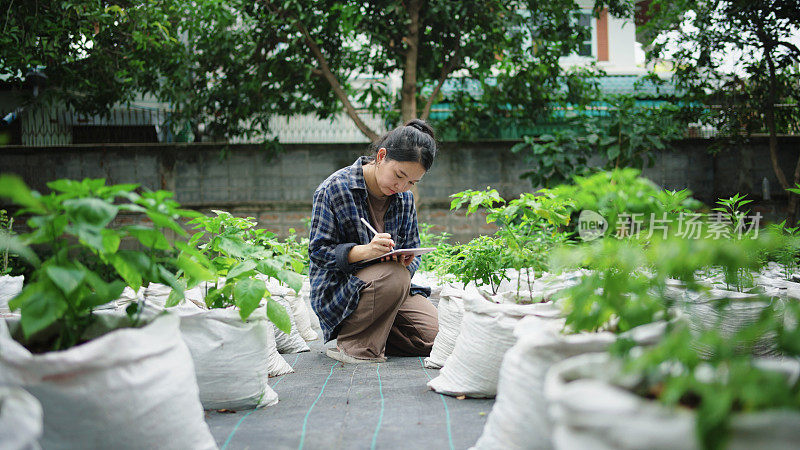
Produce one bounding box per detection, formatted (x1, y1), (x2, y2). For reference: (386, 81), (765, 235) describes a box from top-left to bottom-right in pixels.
(678, 288), (778, 356)
(545, 352), (800, 450)
(176, 305), (282, 409)
(0, 314), (217, 450)
(427, 294), (561, 398)
(473, 317), (666, 450)
(272, 295), (310, 354)
(0, 275), (23, 312)
(0, 386), (42, 450)
(423, 284), (471, 369)
(261, 276), (318, 342)
(143, 286), (293, 378)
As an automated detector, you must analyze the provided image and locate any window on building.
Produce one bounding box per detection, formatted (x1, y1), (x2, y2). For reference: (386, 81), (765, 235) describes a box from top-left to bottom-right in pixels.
(577, 13), (593, 57)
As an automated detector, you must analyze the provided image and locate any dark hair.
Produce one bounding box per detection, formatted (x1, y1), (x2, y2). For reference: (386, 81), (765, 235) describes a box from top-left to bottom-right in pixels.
(370, 119), (437, 171)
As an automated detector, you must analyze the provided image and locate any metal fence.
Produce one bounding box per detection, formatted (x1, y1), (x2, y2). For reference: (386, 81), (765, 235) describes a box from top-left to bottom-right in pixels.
(4, 102), (797, 147)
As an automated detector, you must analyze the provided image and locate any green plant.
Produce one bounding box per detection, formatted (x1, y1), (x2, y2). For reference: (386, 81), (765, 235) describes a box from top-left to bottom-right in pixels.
(449, 187), (571, 301)
(511, 96), (689, 188)
(0, 209), (16, 275)
(551, 168), (702, 239)
(417, 222), (452, 273)
(623, 298), (800, 450)
(765, 220), (799, 280)
(186, 210), (299, 329)
(551, 230), (785, 334)
(251, 227), (309, 275)
(0, 175), (212, 352)
(510, 126), (593, 188)
(711, 194), (758, 291)
(434, 235), (510, 295)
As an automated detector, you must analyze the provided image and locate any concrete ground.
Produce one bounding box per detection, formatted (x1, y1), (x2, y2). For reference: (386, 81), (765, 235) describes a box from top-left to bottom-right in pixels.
(205, 339), (495, 450)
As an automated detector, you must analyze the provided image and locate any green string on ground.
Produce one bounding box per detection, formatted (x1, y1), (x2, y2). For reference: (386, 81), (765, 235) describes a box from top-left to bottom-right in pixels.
(298, 360), (340, 450)
(419, 357), (455, 450)
(221, 354), (301, 450)
(370, 363), (385, 450)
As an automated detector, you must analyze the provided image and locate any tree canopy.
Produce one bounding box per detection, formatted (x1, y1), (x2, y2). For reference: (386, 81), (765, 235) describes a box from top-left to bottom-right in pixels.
(1, 0), (634, 141)
(639, 0), (800, 217)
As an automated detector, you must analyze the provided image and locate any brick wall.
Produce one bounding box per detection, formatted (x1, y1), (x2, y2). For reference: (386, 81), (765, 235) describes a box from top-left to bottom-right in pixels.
(2, 137), (798, 242)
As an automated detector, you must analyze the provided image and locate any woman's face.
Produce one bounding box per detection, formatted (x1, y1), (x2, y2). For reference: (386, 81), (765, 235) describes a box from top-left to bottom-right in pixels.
(374, 147), (426, 196)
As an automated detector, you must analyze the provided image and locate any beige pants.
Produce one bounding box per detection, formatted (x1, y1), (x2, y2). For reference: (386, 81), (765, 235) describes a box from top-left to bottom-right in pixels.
(336, 261), (438, 359)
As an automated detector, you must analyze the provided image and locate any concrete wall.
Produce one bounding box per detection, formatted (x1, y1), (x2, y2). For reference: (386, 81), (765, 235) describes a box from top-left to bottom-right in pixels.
(1, 137), (798, 242)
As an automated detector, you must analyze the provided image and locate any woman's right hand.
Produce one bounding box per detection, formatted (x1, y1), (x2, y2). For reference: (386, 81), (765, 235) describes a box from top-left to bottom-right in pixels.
(347, 233), (395, 263)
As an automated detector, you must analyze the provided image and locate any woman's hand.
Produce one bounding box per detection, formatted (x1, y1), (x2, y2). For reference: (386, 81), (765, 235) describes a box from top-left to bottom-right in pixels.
(347, 233), (395, 263)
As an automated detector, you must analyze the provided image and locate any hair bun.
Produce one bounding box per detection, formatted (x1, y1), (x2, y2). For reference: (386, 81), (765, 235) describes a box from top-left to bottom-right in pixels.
(405, 119), (435, 140)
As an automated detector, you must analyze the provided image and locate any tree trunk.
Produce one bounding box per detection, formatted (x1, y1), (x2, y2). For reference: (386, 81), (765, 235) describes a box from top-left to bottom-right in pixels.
(762, 30), (797, 223)
(400, 0), (422, 124)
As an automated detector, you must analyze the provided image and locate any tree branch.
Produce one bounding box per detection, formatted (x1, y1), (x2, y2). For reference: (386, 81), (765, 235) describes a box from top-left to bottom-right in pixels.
(777, 40), (800, 58)
(420, 51), (459, 121)
(263, 1), (378, 141)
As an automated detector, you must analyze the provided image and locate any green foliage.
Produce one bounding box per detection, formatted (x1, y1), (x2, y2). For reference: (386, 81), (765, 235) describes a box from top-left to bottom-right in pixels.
(550, 168), (703, 238)
(433, 235), (510, 295)
(448, 187), (571, 300)
(0, 175), (201, 352)
(511, 127), (592, 188)
(551, 228), (790, 334)
(417, 222), (452, 273)
(186, 211), (300, 331)
(0, 0), (185, 114)
(512, 96), (689, 188)
(0, 210), (17, 275)
(624, 298), (800, 450)
(764, 220), (800, 280)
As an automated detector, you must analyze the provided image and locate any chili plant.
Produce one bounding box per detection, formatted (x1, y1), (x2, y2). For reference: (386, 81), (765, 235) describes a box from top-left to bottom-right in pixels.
(433, 235), (510, 295)
(185, 210), (300, 331)
(0, 209), (16, 275)
(622, 298), (800, 450)
(551, 168), (702, 239)
(551, 231), (784, 334)
(0, 175), (212, 352)
(765, 220), (799, 280)
(417, 222), (452, 273)
(450, 187), (571, 301)
(711, 194), (758, 291)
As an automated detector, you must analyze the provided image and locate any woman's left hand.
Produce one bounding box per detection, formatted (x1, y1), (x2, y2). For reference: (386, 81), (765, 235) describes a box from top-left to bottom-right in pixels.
(380, 253), (415, 266)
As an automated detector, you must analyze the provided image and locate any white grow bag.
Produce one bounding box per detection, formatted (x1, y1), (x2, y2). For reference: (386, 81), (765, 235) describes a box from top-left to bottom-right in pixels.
(0, 314), (217, 450)
(423, 283), (473, 369)
(427, 294), (561, 398)
(545, 352), (800, 450)
(0, 386), (42, 450)
(145, 282), (294, 378)
(0, 275), (24, 312)
(473, 317), (666, 450)
(177, 305), (282, 410)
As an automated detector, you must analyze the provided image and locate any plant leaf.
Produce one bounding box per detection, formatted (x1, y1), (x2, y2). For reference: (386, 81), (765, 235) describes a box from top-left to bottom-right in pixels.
(277, 269), (303, 293)
(228, 259), (256, 279)
(233, 277), (266, 321)
(18, 284), (68, 338)
(45, 265), (85, 297)
(266, 296), (291, 334)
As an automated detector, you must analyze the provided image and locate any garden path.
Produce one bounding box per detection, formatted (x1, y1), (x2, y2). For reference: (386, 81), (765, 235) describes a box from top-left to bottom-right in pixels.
(205, 338), (494, 450)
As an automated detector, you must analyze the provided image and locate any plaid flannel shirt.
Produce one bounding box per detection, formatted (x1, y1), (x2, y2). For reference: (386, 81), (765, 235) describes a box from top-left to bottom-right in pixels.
(308, 156), (431, 342)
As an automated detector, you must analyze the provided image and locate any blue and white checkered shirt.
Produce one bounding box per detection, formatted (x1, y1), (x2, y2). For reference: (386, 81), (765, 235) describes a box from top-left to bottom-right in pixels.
(308, 156), (431, 342)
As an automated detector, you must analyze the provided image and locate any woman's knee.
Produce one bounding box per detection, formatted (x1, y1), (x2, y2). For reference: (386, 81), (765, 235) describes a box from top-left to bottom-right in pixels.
(359, 261), (411, 300)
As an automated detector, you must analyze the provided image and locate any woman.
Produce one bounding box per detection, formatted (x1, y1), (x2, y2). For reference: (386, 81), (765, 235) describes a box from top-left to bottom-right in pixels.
(308, 119), (439, 364)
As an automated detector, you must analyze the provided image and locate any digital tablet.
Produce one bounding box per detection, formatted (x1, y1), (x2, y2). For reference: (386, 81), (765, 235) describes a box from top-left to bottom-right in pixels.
(363, 247), (436, 263)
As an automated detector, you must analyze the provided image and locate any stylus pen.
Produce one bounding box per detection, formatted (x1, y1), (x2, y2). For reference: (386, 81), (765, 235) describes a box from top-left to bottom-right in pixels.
(360, 217), (394, 250)
(360, 217), (380, 237)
